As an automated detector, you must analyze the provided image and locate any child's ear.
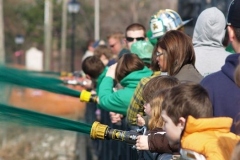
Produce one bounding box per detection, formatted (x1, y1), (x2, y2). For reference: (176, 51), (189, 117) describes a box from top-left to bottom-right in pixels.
(178, 117), (186, 131)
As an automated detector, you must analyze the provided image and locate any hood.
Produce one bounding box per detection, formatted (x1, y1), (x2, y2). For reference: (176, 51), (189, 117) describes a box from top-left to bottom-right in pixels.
(222, 54), (240, 82)
(193, 7), (226, 48)
(96, 67), (108, 94)
(183, 116), (232, 137)
(120, 66), (152, 88)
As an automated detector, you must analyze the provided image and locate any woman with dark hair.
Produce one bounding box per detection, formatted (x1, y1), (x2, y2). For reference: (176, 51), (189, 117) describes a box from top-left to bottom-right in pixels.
(155, 30), (202, 83)
(98, 53), (152, 115)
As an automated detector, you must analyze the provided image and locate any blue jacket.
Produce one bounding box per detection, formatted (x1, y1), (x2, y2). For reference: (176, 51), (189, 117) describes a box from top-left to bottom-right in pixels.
(200, 54), (240, 134)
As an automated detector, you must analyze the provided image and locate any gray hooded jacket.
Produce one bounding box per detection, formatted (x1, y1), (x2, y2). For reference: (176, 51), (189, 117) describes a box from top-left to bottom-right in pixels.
(193, 7), (231, 77)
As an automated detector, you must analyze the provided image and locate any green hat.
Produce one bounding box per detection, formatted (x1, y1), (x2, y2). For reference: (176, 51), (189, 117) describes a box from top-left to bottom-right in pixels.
(146, 30), (158, 46)
(130, 40), (153, 64)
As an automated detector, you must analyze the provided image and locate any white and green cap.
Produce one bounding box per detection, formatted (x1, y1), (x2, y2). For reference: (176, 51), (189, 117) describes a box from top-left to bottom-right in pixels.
(149, 15), (166, 39)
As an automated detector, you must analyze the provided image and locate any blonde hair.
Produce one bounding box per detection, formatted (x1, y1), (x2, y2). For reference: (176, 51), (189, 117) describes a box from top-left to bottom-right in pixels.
(107, 31), (124, 41)
(148, 90), (168, 130)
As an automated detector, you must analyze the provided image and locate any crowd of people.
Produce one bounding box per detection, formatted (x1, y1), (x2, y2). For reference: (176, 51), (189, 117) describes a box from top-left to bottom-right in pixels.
(80, 1), (240, 160)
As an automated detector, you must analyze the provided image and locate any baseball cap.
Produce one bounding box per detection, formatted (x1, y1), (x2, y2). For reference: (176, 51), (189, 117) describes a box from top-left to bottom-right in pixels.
(92, 40), (105, 48)
(227, 0), (240, 28)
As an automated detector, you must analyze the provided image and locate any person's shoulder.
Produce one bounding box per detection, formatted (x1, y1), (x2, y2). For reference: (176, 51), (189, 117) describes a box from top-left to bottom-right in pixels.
(139, 76), (151, 84)
(200, 71), (223, 85)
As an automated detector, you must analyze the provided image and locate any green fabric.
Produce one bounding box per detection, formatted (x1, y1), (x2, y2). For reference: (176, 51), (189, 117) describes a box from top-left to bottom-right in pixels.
(226, 43), (235, 54)
(28, 70), (61, 76)
(130, 41), (154, 64)
(0, 103), (92, 134)
(0, 65), (80, 97)
(96, 67), (108, 94)
(146, 30), (157, 46)
(98, 67), (152, 115)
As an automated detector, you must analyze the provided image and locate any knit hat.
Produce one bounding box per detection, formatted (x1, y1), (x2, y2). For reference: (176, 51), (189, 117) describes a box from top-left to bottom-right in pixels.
(130, 41), (153, 64)
(227, 0), (240, 28)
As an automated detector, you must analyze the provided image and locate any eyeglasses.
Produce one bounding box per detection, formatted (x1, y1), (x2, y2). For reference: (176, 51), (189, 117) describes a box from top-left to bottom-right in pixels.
(156, 51), (163, 57)
(126, 37), (145, 42)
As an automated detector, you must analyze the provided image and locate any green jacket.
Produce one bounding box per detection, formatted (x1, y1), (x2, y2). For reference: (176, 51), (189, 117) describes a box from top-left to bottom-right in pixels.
(98, 66), (152, 115)
(96, 67), (108, 94)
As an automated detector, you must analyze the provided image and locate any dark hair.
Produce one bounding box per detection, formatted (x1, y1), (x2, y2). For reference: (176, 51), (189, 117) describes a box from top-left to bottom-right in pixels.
(234, 58), (240, 87)
(82, 56), (105, 79)
(142, 76), (179, 103)
(86, 39), (94, 47)
(151, 45), (160, 71)
(234, 112), (240, 135)
(125, 23), (146, 38)
(94, 45), (113, 60)
(222, 30), (229, 47)
(157, 30), (196, 75)
(162, 83), (213, 125)
(115, 53), (145, 82)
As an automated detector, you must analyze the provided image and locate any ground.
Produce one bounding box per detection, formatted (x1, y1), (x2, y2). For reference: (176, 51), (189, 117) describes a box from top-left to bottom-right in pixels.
(0, 125), (78, 160)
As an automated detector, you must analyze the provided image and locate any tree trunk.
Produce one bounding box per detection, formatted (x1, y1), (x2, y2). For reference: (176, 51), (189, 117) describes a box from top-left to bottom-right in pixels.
(0, 0), (5, 64)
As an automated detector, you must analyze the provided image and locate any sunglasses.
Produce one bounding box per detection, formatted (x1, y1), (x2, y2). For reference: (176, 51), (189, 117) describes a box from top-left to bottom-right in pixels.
(126, 37), (145, 42)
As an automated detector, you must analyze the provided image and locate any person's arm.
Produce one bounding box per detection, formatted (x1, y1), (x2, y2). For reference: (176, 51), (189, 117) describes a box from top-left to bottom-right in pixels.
(98, 76), (127, 115)
(148, 130), (179, 153)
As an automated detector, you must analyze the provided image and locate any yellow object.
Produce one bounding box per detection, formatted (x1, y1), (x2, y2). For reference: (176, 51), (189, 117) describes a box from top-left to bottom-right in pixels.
(90, 121), (108, 140)
(181, 116), (240, 160)
(60, 71), (68, 77)
(80, 90), (91, 102)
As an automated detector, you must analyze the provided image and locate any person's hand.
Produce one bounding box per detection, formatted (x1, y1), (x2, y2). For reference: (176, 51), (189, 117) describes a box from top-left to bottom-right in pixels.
(106, 63), (117, 79)
(109, 112), (122, 124)
(137, 114), (145, 126)
(136, 135), (149, 150)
